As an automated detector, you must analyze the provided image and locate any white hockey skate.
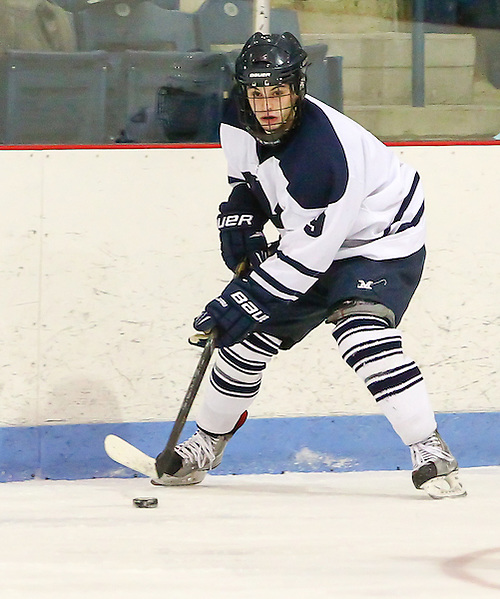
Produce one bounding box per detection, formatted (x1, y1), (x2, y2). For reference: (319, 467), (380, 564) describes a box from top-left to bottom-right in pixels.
(152, 412), (248, 486)
(410, 430), (466, 499)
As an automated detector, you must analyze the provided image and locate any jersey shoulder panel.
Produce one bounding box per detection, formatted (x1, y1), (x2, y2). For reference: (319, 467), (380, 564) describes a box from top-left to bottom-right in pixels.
(277, 99), (349, 210)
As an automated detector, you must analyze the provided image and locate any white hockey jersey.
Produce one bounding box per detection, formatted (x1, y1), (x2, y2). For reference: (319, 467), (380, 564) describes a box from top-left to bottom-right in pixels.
(219, 95), (426, 303)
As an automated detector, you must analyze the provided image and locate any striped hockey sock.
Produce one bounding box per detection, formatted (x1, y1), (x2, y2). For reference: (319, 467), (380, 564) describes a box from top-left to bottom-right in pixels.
(332, 314), (436, 445)
(196, 331), (280, 434)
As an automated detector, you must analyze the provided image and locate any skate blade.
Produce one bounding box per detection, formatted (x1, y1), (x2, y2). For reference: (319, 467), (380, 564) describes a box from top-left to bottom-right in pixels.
(150, 470), (207, 487)
(421, 471), (467, 499)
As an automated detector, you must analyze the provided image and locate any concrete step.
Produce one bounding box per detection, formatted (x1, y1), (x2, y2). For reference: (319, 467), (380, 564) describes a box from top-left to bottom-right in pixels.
(302, 32), (477, 105)
(344, 103), (500, 140)
(301, 30), (500, 140)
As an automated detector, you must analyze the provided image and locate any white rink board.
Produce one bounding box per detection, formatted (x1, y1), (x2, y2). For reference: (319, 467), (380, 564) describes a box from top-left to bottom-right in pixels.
(0, 145), (498, 427)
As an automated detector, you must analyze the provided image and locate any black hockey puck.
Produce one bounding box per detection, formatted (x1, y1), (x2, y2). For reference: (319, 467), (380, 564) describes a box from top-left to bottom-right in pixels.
(133, 497), (158, 509)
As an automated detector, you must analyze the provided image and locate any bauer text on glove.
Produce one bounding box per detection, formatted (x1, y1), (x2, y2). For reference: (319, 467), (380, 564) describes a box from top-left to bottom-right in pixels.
(193, 280), (270, 347)
(218, 196), (269, 272)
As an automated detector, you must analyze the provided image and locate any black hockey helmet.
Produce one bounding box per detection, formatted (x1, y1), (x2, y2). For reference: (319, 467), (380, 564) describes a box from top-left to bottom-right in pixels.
(234, 31), (308, 145)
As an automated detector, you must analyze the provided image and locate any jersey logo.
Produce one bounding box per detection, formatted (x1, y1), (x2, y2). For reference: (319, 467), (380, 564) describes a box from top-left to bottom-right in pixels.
(357, 279), (387, 290)
(304, 212), (325, 238)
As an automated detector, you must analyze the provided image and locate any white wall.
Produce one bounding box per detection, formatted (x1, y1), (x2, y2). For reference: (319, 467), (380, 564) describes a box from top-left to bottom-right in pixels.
(0, 145), (498, 428)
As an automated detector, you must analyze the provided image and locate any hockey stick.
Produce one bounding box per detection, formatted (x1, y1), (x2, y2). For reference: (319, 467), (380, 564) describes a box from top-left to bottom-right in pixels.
(154, 259), (249, 477)
(104, 260), (252, 478)
(154, 331), (216, 477)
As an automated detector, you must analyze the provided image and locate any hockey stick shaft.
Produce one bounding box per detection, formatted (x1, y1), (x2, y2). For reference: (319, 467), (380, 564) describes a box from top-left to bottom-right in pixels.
(155, 332), (216, 477)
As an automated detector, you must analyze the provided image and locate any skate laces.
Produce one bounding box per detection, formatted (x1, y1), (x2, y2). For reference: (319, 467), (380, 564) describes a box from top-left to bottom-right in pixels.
(175, 430), (218, 469)
(410, 432), (454, 470)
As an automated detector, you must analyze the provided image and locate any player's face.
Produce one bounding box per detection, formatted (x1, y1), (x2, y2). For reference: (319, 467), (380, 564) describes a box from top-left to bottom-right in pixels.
(246, 84), (297, 133)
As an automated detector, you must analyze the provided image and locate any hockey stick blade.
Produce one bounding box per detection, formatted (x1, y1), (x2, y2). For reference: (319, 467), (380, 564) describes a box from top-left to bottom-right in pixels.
(104, 434), (157, 478)
(104, 335), (216, 480)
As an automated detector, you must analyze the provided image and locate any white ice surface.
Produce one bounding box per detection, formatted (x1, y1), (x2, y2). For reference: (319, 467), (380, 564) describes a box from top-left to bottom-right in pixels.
(0, 467), (499, 599)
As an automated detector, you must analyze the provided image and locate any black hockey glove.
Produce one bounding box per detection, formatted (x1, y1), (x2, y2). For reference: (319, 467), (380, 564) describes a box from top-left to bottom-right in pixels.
(193, 279), (270, 347)
(218, 202), (269, 273)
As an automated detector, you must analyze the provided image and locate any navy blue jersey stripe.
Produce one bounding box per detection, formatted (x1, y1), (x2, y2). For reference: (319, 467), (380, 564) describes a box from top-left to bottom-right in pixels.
(383, 172), (420, 236)
(275, 249), (323, 278)
(396, 200), (424, 233)
(252, 264), (302, 298)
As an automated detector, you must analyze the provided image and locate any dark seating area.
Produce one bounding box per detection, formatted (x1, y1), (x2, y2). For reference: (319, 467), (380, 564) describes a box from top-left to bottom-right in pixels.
(1, 50), (109, 144)
(117, 50), (233, 142)
(0, 0), (344, 144)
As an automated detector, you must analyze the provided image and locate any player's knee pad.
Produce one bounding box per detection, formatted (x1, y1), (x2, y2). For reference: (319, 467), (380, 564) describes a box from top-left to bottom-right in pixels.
(326, 299), (395, 327)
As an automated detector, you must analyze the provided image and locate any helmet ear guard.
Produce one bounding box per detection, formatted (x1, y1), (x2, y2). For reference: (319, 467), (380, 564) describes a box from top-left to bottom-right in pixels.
(234, 32), (308, 146)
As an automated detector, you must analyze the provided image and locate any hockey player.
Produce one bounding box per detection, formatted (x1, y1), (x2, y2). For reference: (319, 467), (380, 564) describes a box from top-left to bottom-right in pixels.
(154, 32), (466, 498)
